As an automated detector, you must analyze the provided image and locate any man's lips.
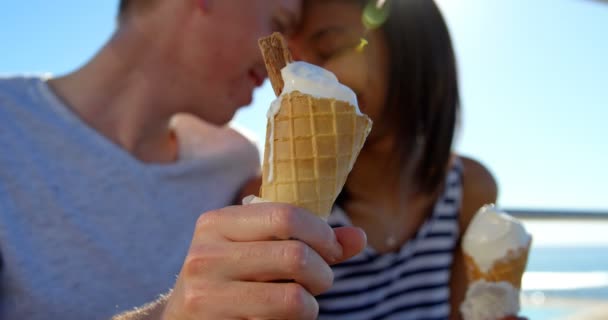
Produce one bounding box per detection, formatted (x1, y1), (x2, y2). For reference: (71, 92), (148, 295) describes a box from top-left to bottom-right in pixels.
(249, 69), (265, 87)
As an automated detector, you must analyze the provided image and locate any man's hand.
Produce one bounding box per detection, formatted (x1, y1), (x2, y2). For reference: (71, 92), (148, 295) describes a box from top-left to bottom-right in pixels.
(161, 203), (366, 320)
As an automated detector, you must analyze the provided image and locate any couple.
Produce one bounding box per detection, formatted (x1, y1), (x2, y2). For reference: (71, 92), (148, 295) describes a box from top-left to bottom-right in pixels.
(0, 0), (499, 319)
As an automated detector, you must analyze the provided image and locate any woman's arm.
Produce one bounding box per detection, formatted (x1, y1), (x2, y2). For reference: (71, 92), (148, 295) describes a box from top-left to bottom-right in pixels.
(449, 156), (498, 320)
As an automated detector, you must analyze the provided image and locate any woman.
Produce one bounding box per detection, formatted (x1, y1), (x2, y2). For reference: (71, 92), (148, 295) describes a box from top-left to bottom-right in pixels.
(289, 0), (499, 319)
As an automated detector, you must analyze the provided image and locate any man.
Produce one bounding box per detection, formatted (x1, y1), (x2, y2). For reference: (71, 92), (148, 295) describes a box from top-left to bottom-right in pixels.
(0, 1), (366, 319)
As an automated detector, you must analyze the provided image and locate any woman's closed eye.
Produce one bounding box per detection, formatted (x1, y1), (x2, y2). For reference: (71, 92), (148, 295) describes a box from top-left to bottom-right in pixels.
(315, 29), (361, 62)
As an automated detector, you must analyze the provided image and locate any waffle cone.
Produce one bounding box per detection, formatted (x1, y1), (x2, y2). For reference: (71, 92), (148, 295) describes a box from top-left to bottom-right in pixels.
(260, 91), (372, 218)
(463, 243), (531, 289)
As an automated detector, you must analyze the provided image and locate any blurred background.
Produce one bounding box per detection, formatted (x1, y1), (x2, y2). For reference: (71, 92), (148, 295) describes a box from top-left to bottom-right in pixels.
(1, 0), (606, 319)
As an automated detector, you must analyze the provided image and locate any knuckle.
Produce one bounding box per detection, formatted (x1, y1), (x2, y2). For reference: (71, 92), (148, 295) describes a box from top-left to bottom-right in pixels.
(283, 242), (309, 274)
(182, 290), (200, 313)
(183, 245), (219, 276)
(182, 285), (207, 314)
(195, 209), (223, 234)
(282, 283), (311, 315)
(269, 204), (299, 238)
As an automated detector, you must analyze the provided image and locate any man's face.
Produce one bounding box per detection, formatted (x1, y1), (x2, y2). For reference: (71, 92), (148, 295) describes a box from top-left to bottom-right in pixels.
(174, 0), (301, 125)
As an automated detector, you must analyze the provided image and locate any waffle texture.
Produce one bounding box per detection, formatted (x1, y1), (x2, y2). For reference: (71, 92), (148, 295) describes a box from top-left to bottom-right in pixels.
(261, 91), (372, 218)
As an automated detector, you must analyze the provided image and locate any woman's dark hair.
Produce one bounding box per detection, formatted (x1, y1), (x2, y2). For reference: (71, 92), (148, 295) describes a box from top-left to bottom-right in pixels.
(361, 0), (460, 194)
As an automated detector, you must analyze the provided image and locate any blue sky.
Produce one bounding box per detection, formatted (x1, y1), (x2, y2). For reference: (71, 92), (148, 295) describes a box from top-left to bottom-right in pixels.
(1, 0), (606, 211)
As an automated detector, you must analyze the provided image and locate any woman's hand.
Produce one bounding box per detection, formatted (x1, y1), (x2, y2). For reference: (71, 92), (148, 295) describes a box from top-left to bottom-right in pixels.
(161, 203), (366, 320)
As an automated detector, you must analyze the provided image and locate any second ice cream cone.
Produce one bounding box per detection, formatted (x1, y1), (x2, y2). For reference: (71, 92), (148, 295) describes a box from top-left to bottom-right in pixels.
(464, 243), (531, 289)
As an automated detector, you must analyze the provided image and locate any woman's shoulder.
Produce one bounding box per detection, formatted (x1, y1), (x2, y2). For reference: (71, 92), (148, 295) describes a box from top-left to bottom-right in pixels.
(456, 155), (498, 233)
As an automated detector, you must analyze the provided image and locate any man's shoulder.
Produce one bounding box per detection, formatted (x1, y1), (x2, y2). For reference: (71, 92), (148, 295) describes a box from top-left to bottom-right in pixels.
(0, 74), (46, 95)
(0, 75), (49, 113)
(0, 75), (63, 153)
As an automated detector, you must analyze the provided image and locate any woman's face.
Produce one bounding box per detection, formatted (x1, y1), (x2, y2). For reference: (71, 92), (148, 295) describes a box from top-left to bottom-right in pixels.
(289, 0), (389, 125)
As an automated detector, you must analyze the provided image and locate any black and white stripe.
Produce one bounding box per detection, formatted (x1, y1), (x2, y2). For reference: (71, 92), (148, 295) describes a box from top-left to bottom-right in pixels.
(319, 161), (463, 320)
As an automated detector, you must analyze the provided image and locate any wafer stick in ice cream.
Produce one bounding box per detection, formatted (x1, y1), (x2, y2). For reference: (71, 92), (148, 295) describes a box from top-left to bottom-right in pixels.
(460, 204), (532, 320)
(259, 32), (293, 96)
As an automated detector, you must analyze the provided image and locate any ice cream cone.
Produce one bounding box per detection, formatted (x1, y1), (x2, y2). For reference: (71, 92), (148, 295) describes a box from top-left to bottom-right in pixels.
(260, 91), (372, 218)
(463, 242), (531, 290)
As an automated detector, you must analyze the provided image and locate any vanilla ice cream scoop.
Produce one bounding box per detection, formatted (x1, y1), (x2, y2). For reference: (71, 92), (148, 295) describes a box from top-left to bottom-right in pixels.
(268, 61), (360, 118)
(462, 205), (531, 273)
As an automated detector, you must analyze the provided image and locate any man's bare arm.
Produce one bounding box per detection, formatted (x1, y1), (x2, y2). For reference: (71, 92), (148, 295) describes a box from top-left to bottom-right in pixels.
(112, 292), (169, 320)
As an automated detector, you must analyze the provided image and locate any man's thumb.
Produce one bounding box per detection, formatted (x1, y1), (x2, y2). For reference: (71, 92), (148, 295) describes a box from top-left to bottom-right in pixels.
(332, 226), (367, 264)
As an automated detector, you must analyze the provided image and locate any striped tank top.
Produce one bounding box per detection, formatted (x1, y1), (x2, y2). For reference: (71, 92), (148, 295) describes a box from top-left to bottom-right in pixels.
(319, 161), (463, 320)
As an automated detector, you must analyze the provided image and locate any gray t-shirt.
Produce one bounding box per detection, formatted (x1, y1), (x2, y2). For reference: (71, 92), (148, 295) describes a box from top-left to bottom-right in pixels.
(0, 77), (260, 319)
